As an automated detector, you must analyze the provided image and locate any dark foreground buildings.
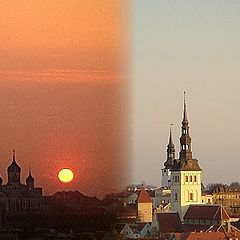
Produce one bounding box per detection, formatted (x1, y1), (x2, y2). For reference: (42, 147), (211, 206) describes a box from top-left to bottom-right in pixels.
(0, 151), (115, 239)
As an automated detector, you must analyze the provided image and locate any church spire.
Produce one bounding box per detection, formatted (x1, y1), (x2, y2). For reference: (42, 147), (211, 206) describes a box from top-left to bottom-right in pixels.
(164, 126), (175, 169)
(13, 149), (16, 162)
(183, 91), (188, 124)
(179, 92), (192, 160)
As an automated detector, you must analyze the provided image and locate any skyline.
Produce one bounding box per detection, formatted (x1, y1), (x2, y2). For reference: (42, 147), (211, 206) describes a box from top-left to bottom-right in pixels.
(0, 1), (130, 196)
(0, 1), (239, 196)
(132, 0), (240, 187)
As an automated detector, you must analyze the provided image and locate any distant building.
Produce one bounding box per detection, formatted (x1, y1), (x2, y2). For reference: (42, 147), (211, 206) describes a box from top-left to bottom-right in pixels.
(213, 189), (240, 218)
(154, 187), (171, 208)
(169, 94), (202, 220)
(137, 188), (152, 223)
(183, 204), (230, 232)
(201, 193), (213, 204)
(0, 150), (43, 214)
(118, 222), (151, 239)
(151, 212), (182, 235)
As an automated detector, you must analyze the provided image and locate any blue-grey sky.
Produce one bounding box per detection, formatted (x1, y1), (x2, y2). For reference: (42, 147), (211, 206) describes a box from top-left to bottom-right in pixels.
(132, 0), (240, 187)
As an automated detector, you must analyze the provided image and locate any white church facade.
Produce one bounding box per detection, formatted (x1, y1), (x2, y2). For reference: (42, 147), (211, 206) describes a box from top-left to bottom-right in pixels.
(161, 94), (202, 220)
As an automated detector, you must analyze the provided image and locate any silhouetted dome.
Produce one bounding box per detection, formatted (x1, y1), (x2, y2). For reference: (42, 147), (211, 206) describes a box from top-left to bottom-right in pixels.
(26, 172), (34, 184)
(0, 176), (2, 185)
(7, 150), (21, 173)
(7, 160), (21, 173)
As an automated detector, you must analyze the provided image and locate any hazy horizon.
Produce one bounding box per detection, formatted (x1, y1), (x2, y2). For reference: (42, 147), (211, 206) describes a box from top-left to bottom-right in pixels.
(0, 0), (130, 196)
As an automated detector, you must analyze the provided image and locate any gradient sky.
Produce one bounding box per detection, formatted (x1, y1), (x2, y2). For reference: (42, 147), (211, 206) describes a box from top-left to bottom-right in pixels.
(0, 0), (129, 196)
(132, 0), (240, 187)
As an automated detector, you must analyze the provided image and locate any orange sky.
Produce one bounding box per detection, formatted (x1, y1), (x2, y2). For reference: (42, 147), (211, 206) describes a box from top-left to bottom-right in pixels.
(0, 0), (127, 72)
(0, 1), (129, 196)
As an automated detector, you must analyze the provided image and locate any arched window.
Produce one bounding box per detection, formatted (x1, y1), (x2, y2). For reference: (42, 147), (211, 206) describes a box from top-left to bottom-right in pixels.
(189, 192), (193, 201)
(185, 176), (188, 182)
(190, 175), (193, 182)
(194, 175), (197, 182)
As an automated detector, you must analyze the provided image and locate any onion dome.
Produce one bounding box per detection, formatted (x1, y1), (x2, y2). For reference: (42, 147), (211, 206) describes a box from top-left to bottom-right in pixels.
(7, 150), (21, 184)
(7, 150), (21, 173)
(26, 168), (34, 184)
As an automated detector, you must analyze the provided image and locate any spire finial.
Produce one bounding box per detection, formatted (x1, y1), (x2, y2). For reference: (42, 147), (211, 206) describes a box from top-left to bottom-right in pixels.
(169, 124), (173, 144)
(29, 167), (31, 175)
(183, 91), (188, 122)
(13, 149), (16, 161)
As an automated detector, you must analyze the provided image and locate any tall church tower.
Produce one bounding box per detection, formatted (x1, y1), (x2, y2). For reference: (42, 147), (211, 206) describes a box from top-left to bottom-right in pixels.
(170, 93), (202, 220)
(161, 128), (175, 187)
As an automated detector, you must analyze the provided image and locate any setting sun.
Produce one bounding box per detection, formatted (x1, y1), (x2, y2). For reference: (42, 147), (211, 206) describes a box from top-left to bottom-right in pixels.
(58, 169), (74, 183)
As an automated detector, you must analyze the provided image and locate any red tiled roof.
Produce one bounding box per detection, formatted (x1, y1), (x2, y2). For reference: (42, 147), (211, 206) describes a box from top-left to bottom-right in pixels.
(175, 232), (231, 240)
(156, 212), (183, 233)
(184, 224), (221, 232)
(184, 205), (230, 221)
(137, 188), (152, 203)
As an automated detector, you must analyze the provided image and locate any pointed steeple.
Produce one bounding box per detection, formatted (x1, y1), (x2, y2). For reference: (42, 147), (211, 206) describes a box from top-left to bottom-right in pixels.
(164, 127), (175, 169)
(179, 92), (192, 160)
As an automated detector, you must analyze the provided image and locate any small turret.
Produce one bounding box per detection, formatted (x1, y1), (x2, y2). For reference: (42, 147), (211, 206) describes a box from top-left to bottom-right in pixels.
(26, 168), (34, 190)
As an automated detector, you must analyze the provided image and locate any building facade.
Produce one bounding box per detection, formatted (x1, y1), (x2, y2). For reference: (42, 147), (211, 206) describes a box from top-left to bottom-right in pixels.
(213, 189), (240, 218)
(0, 150), (43, 214)
(165, 95), (202, 220)
(137, 188), (153, 223)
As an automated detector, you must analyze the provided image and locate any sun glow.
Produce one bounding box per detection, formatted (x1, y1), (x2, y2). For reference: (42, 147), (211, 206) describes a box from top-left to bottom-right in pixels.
(58, 168), (74, 183)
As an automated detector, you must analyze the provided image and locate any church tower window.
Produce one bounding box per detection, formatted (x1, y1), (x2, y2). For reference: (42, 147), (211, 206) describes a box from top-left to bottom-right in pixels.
(194, 175), (197, 182)
(189, 192), (193, 201)
(190, 175), (193, 182)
